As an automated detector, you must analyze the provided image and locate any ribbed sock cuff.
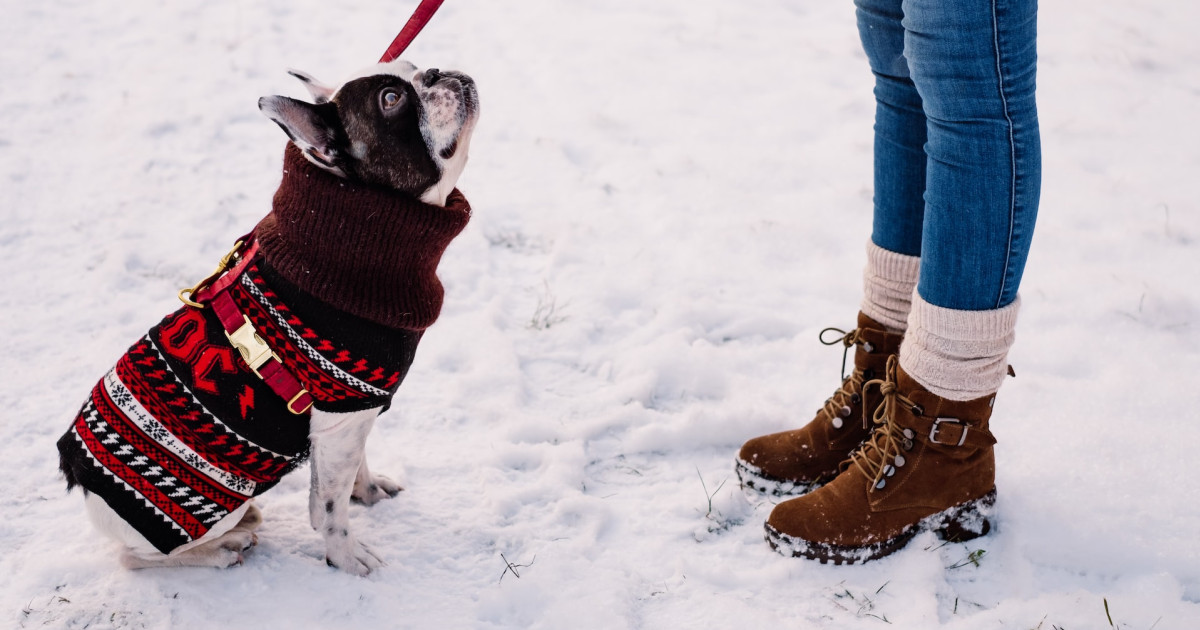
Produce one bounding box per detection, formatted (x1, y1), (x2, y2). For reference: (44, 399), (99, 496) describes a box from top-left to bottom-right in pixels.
(899, 293), (1021, 400)
(860, 240), (921, 334)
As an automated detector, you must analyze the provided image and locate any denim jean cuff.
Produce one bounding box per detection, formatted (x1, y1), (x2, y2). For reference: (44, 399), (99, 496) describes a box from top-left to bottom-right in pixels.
(899, 293), (1021, 400)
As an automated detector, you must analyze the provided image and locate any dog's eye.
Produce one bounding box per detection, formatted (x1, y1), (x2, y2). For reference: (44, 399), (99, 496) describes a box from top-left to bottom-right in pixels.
(380, 89), (404, 111)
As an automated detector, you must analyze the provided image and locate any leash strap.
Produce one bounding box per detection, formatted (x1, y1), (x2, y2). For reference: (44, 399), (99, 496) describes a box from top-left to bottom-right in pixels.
(184, 238), (315, 415)
(379, 0), (446, 62)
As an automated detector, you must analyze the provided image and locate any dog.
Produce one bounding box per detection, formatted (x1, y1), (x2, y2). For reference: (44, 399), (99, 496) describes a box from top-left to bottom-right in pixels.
(56, 59), (479, 576)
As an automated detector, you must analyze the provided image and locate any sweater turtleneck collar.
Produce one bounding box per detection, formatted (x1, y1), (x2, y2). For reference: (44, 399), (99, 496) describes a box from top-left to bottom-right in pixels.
(254, 144), (471, 331)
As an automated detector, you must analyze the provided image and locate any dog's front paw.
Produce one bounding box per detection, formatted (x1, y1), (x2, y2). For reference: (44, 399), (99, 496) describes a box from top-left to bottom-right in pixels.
(352, 473), (403, 506)
(324, 535), (384, 577)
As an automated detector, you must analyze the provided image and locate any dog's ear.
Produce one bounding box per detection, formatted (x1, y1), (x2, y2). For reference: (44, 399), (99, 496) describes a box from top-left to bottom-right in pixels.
(258, 95), (342, 168)
(287, 69), (336, 104)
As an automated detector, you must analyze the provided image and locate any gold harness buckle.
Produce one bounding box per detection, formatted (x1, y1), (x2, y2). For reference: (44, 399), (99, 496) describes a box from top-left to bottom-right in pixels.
(226, 315), (312, 415)
(225, 315), (279, 377)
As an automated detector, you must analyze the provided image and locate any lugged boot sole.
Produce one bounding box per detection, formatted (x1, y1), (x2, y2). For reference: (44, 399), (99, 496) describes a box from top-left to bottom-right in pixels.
(764, 488), (997, 564)
(734, 457), (829, 497)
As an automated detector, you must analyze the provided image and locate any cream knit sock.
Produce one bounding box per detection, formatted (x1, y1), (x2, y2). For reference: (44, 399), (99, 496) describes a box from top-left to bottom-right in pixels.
(899, 293), (1021, 400)
(860, 241), (921, 334)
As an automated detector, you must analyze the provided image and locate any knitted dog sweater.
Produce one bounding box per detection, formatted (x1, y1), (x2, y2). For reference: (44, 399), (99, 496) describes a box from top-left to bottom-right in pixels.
(57, 145), (471, 554)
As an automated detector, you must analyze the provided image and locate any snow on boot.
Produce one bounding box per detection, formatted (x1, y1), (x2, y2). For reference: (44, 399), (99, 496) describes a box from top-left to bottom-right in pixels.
(735, 313), (903, 496)
(764, 356), (998, 564)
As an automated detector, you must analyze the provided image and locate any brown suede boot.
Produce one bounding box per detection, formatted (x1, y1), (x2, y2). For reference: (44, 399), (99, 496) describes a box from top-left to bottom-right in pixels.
(764, 356), (998, 564)
(736, 313), (903, 496)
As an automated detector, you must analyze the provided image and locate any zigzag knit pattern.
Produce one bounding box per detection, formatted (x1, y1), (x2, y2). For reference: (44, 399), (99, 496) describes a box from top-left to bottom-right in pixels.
(57, 257), (409, 554)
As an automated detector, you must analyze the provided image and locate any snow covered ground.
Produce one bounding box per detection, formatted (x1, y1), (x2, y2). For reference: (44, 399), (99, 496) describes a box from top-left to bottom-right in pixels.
(2, 0), (1198, 627)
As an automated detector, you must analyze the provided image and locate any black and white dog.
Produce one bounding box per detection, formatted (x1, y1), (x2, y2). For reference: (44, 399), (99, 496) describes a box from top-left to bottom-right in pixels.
(57, 59), (479, 576)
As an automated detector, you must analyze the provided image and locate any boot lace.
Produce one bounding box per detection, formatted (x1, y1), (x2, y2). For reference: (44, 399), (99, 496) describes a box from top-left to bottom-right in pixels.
(849, 355), (923, 490)
(817, 327), (871, 428)
(819, 326), (872, 380)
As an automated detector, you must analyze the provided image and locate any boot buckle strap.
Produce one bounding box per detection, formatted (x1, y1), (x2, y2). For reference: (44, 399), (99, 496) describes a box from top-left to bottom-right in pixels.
(929, 417), (968, 447)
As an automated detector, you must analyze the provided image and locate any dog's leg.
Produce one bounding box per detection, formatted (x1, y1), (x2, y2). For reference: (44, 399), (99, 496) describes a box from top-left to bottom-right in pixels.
(120, 529), (258, 569)
(231, 501), (264, 534)
(86, 493), (260, 569)
(351, 451), (404, 505)
(309, 406), (385, 576)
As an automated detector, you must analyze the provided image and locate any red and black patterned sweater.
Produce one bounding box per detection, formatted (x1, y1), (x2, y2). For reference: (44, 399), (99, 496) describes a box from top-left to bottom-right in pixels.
(57, 145), (471, 554)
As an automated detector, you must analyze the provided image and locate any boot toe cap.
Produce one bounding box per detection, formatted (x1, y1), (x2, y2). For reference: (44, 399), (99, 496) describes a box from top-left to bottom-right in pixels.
(737, 431), (828, 483)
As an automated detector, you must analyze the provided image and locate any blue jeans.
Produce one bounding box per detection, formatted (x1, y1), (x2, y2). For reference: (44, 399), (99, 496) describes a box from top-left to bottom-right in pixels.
(856, 0), (1041, 310)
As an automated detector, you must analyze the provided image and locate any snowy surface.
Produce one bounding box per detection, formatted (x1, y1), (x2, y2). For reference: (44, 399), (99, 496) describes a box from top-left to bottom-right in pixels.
(3, 0), (1199, 628)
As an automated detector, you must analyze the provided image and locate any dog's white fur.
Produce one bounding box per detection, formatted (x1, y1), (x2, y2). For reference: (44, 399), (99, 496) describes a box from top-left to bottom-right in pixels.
(364, 60), (477, 207)
(87, 61), (474, 576)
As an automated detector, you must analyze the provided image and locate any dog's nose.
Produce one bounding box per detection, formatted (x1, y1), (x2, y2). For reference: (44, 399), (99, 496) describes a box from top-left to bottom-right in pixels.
(422, 68), (441, 87)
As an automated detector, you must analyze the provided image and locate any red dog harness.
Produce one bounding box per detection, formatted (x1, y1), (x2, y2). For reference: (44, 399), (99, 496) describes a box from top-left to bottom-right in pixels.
(182, 238), (314, 415)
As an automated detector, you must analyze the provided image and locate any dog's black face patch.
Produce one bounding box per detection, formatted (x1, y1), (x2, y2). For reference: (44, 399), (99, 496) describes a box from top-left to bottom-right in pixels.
(261, 61), (478, 204)
(330, 75), (440, 195)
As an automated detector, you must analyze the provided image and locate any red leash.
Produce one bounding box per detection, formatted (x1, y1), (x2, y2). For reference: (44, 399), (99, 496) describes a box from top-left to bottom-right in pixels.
(379, 0), (446, 63)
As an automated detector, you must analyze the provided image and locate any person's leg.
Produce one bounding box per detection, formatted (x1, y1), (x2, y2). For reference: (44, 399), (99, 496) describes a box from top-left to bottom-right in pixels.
(900, 0), (1041, 400)
(855, 0), (926, 333)
(908, 0), (1040, 312)
(764, 0), (1040, 562)
(733, 0), (917, 496)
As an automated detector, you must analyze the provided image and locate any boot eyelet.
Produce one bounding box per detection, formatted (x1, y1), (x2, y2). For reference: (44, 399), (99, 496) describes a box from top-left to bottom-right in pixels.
(874, 479), (887, 490)
(850, 393), (862, 404)
(831, 417), (844, 429)
(894, 454), (906, 467)
(902, 438), (914, 451)
(911, 404), (924, 416)
(883, 464), (895, 477)
(863, 342), (875, 353)
(839, 405), (852, 418)
(902, 428), (915, 440)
